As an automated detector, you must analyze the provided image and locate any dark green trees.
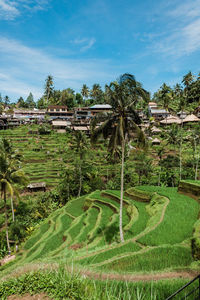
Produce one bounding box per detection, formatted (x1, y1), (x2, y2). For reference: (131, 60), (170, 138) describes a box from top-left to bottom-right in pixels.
(0, 139), (28, 253)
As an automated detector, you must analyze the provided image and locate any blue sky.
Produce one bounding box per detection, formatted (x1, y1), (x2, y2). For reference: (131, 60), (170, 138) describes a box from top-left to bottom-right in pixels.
(0, 0), (200, 102)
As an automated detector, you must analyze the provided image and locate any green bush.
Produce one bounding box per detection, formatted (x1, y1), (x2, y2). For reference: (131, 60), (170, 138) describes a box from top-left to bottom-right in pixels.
(125, 187), (153, 202)
(191, 219), (200, 260)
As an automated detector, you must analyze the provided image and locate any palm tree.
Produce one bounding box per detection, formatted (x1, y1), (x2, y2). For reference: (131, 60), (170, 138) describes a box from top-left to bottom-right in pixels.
(90, 84), (103, 103)
(182, 72), (194, 104)
(70, 131), (89, 197)
(81, 84), (90, 101)
(0, 138), (28, 253)
(44, 75), (54, 105)
(91, 73), (149, 242)
(159, 83), (171, 113)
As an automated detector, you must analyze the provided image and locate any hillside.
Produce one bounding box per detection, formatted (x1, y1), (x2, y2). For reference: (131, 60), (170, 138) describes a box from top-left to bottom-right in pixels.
(0, 185), (199, 299)
(1, 186), (199, 275)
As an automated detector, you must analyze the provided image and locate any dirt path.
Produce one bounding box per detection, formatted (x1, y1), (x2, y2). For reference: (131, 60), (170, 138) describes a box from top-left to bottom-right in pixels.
(0, 255), (15, 266)
(80, 269), (198, 282)
(2, 262), (198, 283)
(7, 294), (50, 300)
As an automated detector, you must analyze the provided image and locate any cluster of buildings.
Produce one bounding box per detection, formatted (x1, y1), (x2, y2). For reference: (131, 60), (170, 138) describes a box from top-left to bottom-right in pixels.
(0, 102), (200, 134)
(0, 104), (112, 132)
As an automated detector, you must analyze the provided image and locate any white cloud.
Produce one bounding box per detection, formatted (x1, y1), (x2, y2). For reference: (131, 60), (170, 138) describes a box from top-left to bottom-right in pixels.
(169, 0), (200, 18)
(0, 0), (19, 20)
(0, 0), (50, 20)
(72, 37), (96, 52)
(80, 38), (96, 52)
(152, 1), (200, 57)
(0, 37), (118, 100)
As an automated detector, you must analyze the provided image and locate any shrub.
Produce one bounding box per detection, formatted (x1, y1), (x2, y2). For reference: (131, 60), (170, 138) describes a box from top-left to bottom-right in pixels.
(191, 219), (200, 260)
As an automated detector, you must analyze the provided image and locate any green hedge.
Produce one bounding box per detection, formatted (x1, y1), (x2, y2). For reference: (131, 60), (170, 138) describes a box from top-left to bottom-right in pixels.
(178, 180), (200, 197)
(191, 218), (200, 260)
(125, 187), (153, 202)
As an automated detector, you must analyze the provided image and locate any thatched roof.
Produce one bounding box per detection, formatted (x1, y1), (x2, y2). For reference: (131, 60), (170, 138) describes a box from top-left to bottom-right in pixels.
(151, 126), (162, 133)
(182, 114), (200, 123)
(148, 102), (157, 107)
(72, 126), (89, 131)
(152, 138), (161, 144)
(160, 115), (181, 125)
(52, 120), (68, 127)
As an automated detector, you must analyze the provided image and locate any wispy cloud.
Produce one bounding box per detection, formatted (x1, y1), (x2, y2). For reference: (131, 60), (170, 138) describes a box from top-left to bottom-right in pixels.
(0, 0), (19, 20)
(0, 37), (118, 100)
(72, 37), (96, 52)
(169, 0), (200, 18)
(150, 0), (200, 57)
(0, 0), (50, 20)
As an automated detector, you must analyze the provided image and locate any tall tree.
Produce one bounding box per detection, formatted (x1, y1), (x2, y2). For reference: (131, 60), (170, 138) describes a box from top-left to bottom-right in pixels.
(26, 92), (35, 108)
(92, 73), (149, 242)
(17, 97), (26, 108)
(81, 84), (90, 101)
(75, 93), (83, 106)
(182, 71), (194, 104)
(70, 131), (89, 197)
(0, 138), (28, 253)
(59, 88), (75, 109)
(182, 71), (194, 89)
(44, 75), (54, 105)
(4, 95), (10, 106)
(158, 83), (171, 112)
(90, 84), (103, 104)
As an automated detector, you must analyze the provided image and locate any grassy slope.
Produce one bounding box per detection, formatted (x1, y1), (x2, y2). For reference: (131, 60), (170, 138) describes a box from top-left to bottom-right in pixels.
(0, 126), (67, 187)
(0, 186), (199, 284)
(138, 186), (199, 245)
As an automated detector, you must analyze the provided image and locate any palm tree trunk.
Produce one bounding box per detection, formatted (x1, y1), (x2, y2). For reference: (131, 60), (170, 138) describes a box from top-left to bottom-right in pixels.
(179, 120), (183, 181)
(195, 151), (199, 181)
(179, 142), (182, 181)
(4, 186), (11, 254)
(120, 139), (125, 243)
(10, 196), (15, 222)
(78, 164), (82, 198)
(194, 139), (197, 180)
(158, 167), (161, 186)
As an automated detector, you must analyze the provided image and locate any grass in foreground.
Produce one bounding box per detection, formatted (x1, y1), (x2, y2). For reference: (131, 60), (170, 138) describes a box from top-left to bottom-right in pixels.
(0, 266), (192, 300)
(98, 245), (193, 272)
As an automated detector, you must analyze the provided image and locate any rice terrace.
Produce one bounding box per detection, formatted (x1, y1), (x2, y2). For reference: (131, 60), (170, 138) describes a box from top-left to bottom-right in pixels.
(0, 70), (200, 299)
(0, 123), (200, 299)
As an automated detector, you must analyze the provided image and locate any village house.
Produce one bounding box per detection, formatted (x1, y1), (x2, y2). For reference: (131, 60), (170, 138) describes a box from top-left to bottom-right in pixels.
(90, 104), (112, 116)
(74, 107), (91, 120)
(46, 105), (72, 120)
(13, 109), (46, 121)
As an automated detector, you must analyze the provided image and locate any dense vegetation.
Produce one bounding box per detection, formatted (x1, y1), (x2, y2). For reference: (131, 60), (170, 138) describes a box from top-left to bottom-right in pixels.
(0, 71), (200, 299)
(0, 185), (199, 299)
(1, 71), (200, 112)
(0, 267), (193, 300)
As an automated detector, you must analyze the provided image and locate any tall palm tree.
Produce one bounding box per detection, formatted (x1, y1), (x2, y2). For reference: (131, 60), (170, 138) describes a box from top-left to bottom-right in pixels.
(0, 138), (28, 253)
(70, 131), (89, 197)
(90, 84), (103, 103)
(159, 83), (171, 112)
(81, 84), (90, 101)
(44, 75), (54, 105)
(91, 73), (149, 242)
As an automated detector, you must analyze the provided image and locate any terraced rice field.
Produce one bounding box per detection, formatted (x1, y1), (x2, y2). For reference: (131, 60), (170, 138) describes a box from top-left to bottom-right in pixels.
(0, 126), (67, 188)
(3, 185), (198, 279)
